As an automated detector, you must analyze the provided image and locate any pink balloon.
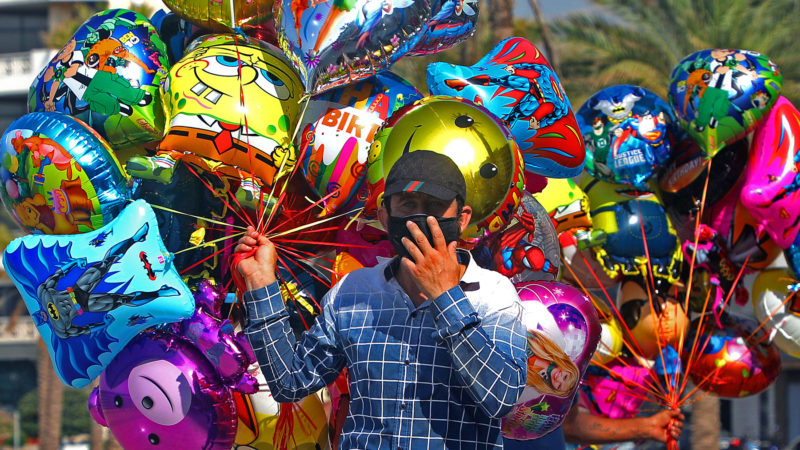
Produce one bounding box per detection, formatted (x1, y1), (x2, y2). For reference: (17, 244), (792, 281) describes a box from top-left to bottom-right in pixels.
(740, 96), (800, 248)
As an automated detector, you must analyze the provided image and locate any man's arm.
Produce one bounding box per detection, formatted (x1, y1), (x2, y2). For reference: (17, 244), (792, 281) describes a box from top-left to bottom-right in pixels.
(562, 407), (684, 444)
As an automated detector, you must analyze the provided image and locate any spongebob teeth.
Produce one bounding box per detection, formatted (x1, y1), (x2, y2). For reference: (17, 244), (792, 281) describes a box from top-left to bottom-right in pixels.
(205, 90), (222, 104)
(191, 82), (206, 95)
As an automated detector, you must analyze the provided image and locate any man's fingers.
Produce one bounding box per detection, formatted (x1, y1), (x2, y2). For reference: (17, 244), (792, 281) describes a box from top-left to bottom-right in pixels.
(427, 216), (447, 250)
(402, 236), (424, 263)
(405, 220), (433, 253)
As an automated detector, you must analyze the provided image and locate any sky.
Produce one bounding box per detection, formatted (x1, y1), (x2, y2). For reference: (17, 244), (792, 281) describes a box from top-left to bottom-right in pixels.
(515, 0), (593, 19)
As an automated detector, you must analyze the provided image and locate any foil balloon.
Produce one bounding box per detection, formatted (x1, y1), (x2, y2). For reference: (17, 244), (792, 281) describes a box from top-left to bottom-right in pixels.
(150, 10), (206, 65)
(366, 96), (525, 236)
(668, 48), (782, 157)
(427, 37), (585, 179)
(28, 9), (169, 148)
(406, 0), (479, 56)
(335, 224), (392, 268)
(129, 34), (303, 205)
(787, 232), (800, 280)
(590, 295), (624, 365)
(89, 330), (239, 449)
(502, 281), (601, 440)
(576, 85), (681, 188)
(275, 0), (432, 95)
(0, 112), (129, 235)
(3, 200), (195, 388)
(233, 366), (329, 449)
(741, 97), (800, 248)
(683, 313), (781, 398)
(162, 0), (274, 33)
(533, 177), (591, 237)
(298, 72), (422, 216)
(656, 137), (749, 241)
(581, 176), (683, 284)
(752, 268), (800, 358)
(478, 192), (561, 282)
(579, 361), (650, 419)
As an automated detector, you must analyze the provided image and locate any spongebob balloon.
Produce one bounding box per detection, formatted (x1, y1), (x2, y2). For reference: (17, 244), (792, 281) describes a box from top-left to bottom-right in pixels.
(128, 34), (303, 205)
(366, 96), (525, 236)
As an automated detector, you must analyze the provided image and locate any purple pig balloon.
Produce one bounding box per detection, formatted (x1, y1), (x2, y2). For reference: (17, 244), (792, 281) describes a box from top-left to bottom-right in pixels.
(502, 281), (601, 440)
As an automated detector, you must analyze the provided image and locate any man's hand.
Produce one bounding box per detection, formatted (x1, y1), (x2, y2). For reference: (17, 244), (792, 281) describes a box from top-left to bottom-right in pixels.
(645, 408), (685, 442)
(400, 216), (461, 299)
(234, 226), (278, 291)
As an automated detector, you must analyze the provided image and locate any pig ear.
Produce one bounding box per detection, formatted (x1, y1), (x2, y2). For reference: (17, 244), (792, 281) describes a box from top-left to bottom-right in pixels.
(88, 387), (107, 427)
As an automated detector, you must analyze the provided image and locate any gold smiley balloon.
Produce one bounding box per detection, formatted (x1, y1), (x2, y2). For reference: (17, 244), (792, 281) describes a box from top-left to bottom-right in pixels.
(157, 34), (303, 190)
(162, 0), (274, 33)
(367, 96), (525, 234)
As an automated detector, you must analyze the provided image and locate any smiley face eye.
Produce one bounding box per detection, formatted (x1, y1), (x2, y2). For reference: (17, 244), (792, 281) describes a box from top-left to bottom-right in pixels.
(479, 162), (498, 179)
(254, 67), (290, 100)
(455, 115), (474, 128)
(148, 434), (160, 445)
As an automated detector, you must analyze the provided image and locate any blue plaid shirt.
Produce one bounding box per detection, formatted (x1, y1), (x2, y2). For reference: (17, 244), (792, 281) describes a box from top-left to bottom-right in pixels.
(244, 252), (528, 449)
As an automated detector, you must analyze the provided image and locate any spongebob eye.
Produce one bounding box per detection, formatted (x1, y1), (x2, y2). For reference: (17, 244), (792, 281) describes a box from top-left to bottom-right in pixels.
(479, 162), (498, 179)
(254, 67), (290, 100)
(202, 56), (241, 77)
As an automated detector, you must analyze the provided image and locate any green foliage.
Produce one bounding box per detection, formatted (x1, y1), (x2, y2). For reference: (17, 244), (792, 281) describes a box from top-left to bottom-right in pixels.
(17, 388), (91, 441)
(552, 0), (800, 109)
(42, 2), (109, 49)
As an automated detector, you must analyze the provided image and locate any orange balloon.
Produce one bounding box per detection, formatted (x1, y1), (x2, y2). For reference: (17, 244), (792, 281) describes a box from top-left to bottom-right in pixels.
(332, 251), (364, 284)
(619, 278), (689, 360)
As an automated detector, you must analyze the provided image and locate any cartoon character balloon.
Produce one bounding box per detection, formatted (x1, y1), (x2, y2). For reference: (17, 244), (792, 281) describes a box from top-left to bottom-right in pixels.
(275, 0), (432, 95)
(162, 0), (274, 33)
(4, 200), (195, 388)
(751, 269), (800, 358)
(298, 71), (422, 216)
(0, 112), (130, 235)
(406, 0), (479, 56)
(502, 281), (601, 440)
(28, 9), (169, 148)
(366, 96), (525, 236)
(668, 48), (782, 157)
(428, 37), (585, 179)
(577, 85), (681, 188)
(740, 97), (800, 248)
(683, 313), (781, 398)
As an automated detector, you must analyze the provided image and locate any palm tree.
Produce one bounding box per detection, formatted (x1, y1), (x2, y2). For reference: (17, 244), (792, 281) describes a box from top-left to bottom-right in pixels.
(552, 0), (800, 108)
(37, 339), (63, 450)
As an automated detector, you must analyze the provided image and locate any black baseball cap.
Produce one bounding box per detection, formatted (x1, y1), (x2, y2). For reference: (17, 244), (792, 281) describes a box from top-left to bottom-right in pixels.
(383, 150), (467, 202)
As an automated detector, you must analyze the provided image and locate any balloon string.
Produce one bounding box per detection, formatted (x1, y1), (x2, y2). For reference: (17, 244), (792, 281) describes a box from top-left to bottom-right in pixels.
(182, 163), (256, 228)
(676, 288), (715, 401)
(144, 201), (248, 230)
(744, 277), (797, 343)
(174, 231), (245, 255)
(179, 239), (239, 275)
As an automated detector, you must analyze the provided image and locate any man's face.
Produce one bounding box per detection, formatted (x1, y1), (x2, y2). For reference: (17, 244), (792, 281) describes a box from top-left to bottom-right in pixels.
(388, 192), (458, 218)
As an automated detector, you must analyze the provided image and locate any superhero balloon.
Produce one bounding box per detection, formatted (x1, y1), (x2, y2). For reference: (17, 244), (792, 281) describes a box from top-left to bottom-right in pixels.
(275, 0), (431, 95)
(298, 72), (422, 216)
(4, 200), (194, 388)
(428, 37), (585, 179)
(668, 48), (782, 157)
(683, 313), (781, 398)
(162, 0), (273, 33)
(740, 96), (800, 248)
(576, 85), (680, 188)
(502, 281), (601, 440)
(366, 96), (525, 236)
(28, 9), (169, 148)
(752, 269), (800, 358)
(0, 112), (129, 235)
(128, 34), (303, 206)
(406, 0), (478, 56)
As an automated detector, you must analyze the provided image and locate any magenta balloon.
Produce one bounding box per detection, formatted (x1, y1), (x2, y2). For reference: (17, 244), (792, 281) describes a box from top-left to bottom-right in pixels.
(740, 96), (800, 248)
(502, 280), (601, 440)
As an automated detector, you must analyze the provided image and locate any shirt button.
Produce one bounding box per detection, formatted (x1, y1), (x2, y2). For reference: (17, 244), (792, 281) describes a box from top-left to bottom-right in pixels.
(404, 359), (410, 365)
(410, 312), (417, 318)
(400, 403), (406, 410)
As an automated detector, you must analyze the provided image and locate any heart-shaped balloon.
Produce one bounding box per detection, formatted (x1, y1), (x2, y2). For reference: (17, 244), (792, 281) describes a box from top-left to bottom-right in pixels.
(162, 0), (274, 33)
(28, 9), (169, 149)
(275, 0), (432, 95)
(668, 48), (782, 157)
(427, 37), (585, 179)
(740, 96), (800, 248)
(406, 0), (479, 56)
(576, 85), (682, 188)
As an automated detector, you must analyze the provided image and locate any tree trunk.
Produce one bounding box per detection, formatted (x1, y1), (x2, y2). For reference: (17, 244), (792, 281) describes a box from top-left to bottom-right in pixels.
(489, 0), (515, 43)
(691, 392), (720, 449)
(90, 415), (103, 449)
(527, 0), (558, 71)
(37, 339), (63, 450)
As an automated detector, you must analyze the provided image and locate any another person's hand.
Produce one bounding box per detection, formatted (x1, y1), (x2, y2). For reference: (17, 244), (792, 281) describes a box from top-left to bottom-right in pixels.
(645, 408), (685, 442)
(401, 216), (461, 299)
(234, 226), (277, 291)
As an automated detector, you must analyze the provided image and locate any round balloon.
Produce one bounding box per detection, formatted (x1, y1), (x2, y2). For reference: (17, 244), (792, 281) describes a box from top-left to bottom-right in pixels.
(668, 48), (782, 157)
(740, 96), (800, 248)
(752, 268), (800, 358)
(28, 9), (169, 148)
(427, 37), (585, 179)
(162, 0), (274, 33)
(134, 34), (303, 197)
(533, 177), (592, 236)
(275, 0), (432, 95)
(502, 281), (601, 440)
(590, 295), (624, 365)
(577, 85), (680, 188)
(406, 0), (478, 56)
(298, 71), (422, 216)
(0, 112), (129, 235)
(682, 313), (781, 398)
(366, 96), (525, 236)
(150, 10), (206, 65)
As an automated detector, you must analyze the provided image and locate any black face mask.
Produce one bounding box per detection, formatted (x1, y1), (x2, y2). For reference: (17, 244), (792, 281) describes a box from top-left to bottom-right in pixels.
(387, 214), (461, 261)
